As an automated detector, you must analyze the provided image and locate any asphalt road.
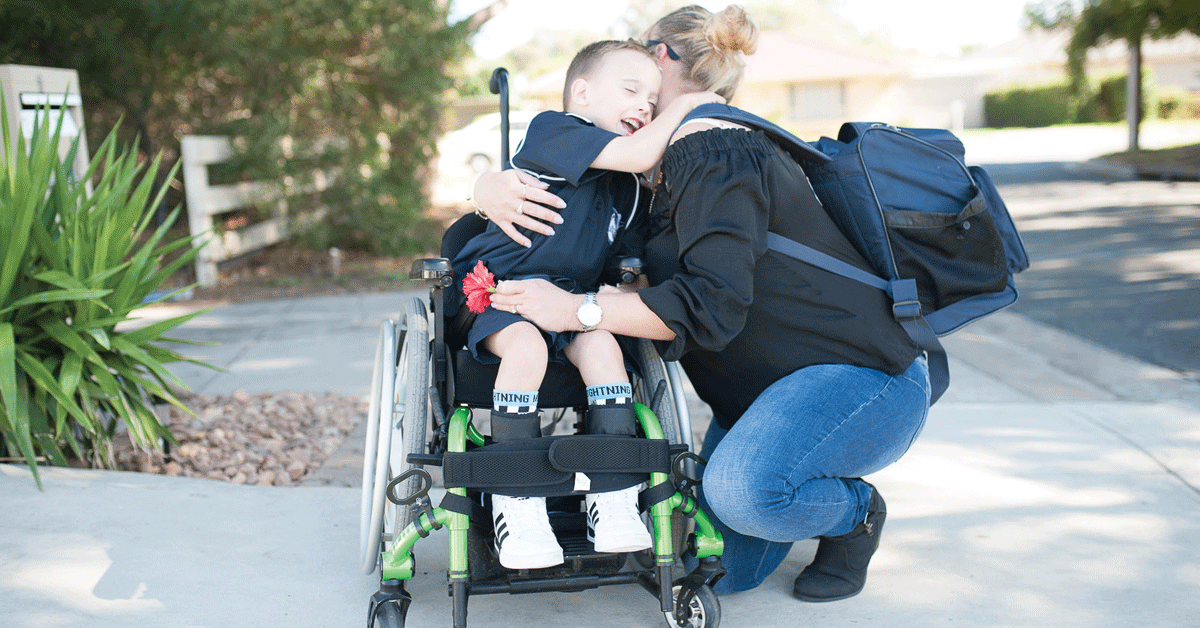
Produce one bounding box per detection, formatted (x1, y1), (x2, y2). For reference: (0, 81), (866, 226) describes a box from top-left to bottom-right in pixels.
(982, 159), (1200, 380)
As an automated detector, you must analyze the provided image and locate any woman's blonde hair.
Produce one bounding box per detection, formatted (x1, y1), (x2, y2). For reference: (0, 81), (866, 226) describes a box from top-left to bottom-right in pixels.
(649, 4), (758, 101)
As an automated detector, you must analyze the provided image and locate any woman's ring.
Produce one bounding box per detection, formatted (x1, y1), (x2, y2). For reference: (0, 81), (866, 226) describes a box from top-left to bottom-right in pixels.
(516, 200), (525, 215)
(521, 183), (529, 198)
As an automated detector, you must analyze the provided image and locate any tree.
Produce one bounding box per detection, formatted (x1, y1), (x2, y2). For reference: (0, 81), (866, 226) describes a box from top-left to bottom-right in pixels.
(1, 0), (511, 256)
(1026, 0), (1200, 150)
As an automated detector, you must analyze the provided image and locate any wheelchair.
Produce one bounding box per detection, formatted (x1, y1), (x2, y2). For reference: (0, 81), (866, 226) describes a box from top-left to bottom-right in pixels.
(356, 66), (725, 628)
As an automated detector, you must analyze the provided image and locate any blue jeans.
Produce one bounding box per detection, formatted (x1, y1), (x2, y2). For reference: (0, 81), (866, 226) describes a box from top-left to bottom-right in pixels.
(696, 356), (930, 594)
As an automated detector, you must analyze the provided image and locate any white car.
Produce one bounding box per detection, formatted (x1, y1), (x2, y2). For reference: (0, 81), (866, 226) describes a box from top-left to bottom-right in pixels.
(439, 110), (539, 175)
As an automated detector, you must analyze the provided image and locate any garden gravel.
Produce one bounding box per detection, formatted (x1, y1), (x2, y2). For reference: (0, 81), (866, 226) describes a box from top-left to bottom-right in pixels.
(114, 389), (366, 486)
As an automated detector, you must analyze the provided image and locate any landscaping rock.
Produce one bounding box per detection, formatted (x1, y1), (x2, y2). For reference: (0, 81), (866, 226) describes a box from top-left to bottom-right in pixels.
(114, 390), (366, 487)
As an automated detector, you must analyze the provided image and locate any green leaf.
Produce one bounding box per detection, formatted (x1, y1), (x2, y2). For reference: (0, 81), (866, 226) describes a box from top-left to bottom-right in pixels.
(0, 323), (41, 488)
(33, 270), (89, 291)
(39, 319), (106, 368)
(109, 336), (187, 391)
(0, 289), (114, 316)
(119, 308), (212, 346)
(59, 353), (83, 398)
(15, 351), (94, 433)
(85, 328), (112, 351)
(0, 323), (22, 430)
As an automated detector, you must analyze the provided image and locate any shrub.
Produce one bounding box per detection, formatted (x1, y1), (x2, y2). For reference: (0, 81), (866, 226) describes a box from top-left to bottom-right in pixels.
(984, 83), (1075, 128)
(985, 73), (1162, 128)
(1, 99), (211, 488)
(1156, 88), (1187, 119)
(1092, 74), (1128, 122)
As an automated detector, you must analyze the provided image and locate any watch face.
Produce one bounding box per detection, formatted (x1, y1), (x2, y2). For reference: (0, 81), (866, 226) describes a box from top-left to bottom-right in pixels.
(578, 302), (602, 326)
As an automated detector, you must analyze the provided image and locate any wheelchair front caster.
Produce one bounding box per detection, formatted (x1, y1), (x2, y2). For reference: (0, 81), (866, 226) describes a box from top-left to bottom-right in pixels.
(371, 603), (405, 628)
(369, 580), (411, 628)
(664, 582), (720, 628)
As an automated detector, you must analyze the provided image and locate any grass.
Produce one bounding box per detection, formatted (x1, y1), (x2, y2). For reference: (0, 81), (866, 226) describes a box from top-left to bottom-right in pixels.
(1102, 142), (1200, 175)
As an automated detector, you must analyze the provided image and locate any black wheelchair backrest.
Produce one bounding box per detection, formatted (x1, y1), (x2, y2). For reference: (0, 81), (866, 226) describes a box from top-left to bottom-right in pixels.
(441, 213), (489, 260)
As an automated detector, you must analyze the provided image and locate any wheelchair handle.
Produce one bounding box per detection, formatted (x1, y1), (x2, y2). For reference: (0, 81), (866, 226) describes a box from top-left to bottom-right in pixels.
(490, 67), (511, 166)
(672, 451), (706, 494)
(386, 468), (433, 506)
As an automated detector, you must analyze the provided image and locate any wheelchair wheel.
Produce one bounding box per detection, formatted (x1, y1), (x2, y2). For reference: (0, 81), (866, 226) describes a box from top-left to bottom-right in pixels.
(633, 338), (694, 567)
(664, 583), (720, 628)
(371, 601), (406, 628)
(359, 297), (431, 573)
(634, 338), (682, 446)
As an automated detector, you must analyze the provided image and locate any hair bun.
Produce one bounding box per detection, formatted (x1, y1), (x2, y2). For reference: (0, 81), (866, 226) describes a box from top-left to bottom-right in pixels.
(704, 5), (758, 56)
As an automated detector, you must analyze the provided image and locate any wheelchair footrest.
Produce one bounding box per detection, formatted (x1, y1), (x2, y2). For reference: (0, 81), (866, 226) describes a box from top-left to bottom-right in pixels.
(442, 435), (678, 497)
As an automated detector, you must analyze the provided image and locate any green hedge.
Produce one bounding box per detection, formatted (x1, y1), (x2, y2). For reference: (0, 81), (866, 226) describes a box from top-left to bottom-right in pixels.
(984, 74), (1163, 128)
(984, 83), (1076, 127)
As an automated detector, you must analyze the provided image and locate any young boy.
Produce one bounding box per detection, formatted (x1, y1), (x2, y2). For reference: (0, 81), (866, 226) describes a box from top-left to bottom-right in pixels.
(450, 40), (723, 569)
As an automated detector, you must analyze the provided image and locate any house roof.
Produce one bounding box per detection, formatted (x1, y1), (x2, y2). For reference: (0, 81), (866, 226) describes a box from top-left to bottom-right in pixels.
(522, 30), (906, 101)
(525, 65), (567, 100)
(744, 31), (906, 83)
(912, 29), (1200, 81)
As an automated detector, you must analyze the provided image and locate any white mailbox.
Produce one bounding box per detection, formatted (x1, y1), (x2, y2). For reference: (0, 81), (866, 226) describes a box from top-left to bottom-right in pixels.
(0, 64), (90, 178)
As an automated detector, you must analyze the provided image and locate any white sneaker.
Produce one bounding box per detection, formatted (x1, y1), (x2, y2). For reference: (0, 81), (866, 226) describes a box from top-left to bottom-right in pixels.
(492, 495), (565, 569)
(586, 486), (653, 553)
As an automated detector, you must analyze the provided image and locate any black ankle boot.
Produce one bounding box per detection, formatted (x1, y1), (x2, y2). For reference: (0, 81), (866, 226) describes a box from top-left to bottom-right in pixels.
(792, 484), (886, 602)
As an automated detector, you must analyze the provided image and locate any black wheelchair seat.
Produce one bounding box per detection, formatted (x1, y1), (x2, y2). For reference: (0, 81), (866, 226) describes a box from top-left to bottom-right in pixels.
(451, 348), (588, 409)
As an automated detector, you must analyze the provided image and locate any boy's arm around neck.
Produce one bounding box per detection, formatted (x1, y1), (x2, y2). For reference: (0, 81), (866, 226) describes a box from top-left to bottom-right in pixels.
(589, 91), (724, 174)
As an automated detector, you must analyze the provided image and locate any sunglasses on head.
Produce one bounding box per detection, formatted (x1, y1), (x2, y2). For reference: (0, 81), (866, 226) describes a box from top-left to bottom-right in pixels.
(646, 39), (681, 61)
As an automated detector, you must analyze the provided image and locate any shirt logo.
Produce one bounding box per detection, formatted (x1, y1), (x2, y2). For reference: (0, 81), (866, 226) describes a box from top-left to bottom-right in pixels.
(608, 209), (621, 243)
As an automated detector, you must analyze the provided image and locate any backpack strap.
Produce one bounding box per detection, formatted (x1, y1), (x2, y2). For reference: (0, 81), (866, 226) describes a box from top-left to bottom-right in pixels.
(766, 232), (948, 404)
(678, 104), (831, 163)
(675, 106), (947, 404)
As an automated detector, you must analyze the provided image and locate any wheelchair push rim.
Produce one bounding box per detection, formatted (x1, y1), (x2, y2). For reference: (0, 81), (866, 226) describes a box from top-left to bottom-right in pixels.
(359, 297), (431, 574)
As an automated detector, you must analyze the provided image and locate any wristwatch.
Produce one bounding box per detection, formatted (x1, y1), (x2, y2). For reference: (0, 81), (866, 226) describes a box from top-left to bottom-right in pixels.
(576, 292), (602, 331)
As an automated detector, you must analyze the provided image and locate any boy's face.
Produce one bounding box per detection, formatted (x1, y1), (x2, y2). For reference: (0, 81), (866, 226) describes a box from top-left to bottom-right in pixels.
(568, 49), (661, 136)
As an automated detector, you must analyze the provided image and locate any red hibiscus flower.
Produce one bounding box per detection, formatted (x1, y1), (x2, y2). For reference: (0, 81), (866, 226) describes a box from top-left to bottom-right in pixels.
(462, 260), (497, 314)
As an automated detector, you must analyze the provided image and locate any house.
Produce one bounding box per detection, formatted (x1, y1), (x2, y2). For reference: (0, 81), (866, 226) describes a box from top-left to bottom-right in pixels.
(904, 29), (1200, 129)
(474, 29), (1200, 138)
(737, 32), (907, 137)
(516, 31), (910, 139)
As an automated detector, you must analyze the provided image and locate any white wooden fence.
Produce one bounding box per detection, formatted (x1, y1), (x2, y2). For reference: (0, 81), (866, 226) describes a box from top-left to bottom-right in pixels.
(181, 135), (329, 287)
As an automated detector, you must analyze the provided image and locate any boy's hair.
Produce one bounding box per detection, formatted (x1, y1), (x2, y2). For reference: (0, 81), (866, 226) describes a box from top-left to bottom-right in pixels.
(562, 40), (656, 110)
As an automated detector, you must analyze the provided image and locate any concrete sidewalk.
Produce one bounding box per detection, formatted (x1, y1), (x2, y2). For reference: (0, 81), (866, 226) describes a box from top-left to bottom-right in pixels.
(3, 288), (1199, 628)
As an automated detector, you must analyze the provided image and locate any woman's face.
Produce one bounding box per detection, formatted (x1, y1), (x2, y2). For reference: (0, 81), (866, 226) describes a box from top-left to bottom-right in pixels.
(646, 33), (702, 112)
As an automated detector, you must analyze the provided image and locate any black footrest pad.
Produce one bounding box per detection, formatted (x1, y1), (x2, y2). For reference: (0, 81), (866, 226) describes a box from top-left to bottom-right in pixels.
(548, 436), (670, 474)
(442, 435), (673, 497)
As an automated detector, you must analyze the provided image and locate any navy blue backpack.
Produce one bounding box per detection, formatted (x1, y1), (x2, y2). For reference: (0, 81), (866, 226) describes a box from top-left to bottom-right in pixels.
(680, 104), (1030, 404)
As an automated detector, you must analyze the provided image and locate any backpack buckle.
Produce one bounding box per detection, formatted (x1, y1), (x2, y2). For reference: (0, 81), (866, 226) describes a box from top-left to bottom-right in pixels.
(892, 299), (922, 322)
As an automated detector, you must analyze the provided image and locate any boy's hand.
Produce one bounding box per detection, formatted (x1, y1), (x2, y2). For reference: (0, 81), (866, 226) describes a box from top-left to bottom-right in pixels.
(665, 91), (725, 115)
(682, 91), (726, 108)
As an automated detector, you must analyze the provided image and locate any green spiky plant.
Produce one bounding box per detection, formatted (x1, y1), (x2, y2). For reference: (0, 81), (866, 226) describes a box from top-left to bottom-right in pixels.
(0, 93), (213, 488)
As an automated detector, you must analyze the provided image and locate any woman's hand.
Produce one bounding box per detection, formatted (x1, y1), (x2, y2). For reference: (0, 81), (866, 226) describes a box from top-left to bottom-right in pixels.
(472, 170), (566, 248)
(490, 278), (580, 333)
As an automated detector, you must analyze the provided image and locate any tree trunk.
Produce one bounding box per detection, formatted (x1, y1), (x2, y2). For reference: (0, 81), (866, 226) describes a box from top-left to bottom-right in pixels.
(465, 0), (510, 33)
(1126, 37), (1141, 152)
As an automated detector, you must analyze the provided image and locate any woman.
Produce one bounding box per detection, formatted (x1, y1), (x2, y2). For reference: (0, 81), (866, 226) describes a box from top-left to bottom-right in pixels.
(470, 5), (930, 602)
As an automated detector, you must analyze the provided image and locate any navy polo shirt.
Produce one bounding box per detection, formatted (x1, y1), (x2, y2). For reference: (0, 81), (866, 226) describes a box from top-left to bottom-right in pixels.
(451, 111), (640, 294)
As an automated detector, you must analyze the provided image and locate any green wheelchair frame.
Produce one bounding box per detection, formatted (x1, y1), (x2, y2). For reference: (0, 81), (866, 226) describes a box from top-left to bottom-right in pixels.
(368, 399), (727, 628)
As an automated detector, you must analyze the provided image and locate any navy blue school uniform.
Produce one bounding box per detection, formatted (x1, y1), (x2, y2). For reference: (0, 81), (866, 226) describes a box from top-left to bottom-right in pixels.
(449, 111), (645, 364)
